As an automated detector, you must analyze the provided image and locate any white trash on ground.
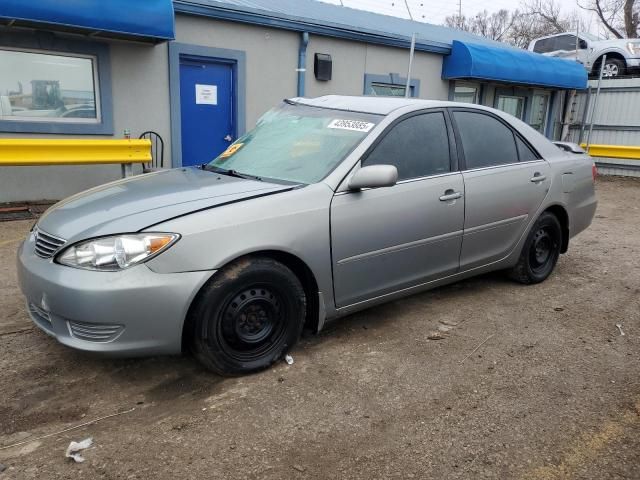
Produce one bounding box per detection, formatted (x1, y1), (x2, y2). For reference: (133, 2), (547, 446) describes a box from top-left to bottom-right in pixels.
(65, 438), (93, 463)
(284, 354), (294, 365)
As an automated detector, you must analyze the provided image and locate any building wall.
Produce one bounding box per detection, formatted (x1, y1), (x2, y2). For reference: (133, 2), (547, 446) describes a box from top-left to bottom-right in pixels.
(175, 14), (300, 128)
(1, 15), (451, 202)
(305, 35), (449, 100)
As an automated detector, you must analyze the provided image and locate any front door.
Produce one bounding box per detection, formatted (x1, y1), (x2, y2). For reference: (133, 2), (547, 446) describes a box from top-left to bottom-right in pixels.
(331, 111), (465, 307)
(179, 57), (235, 166)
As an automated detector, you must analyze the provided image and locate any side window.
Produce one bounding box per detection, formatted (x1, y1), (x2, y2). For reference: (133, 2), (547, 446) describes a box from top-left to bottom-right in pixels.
(453, 111), (518, 169)
(516, 136), (540, 162)
(552, 35), (576, 51)
(533, 38), (551, 53)
(363, 112), (450, 180)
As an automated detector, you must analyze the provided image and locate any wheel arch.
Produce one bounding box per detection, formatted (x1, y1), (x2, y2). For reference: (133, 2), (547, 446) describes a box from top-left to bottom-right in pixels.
(544, 204), (570, 253)
(181, 250), (321, 352)
(593, 51), (627, 72)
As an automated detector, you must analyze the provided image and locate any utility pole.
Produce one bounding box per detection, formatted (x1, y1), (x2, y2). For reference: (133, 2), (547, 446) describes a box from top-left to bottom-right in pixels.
(403, 0), (413, 21)
(458, 0), (462, 28)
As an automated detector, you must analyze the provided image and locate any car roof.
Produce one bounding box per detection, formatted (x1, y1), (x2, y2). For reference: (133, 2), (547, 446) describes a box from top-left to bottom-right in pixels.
(290, 95), (458, 115)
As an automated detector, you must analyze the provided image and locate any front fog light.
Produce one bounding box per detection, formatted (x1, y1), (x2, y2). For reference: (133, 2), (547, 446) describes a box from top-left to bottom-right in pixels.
(57, 233), (179, 271)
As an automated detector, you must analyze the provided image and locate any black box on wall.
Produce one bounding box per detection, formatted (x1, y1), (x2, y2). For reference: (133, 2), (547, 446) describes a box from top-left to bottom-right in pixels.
(314, 53), (332, 81)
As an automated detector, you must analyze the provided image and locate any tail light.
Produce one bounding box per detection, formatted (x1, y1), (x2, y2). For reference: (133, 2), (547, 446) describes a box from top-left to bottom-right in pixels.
(592, 163), (598, 183)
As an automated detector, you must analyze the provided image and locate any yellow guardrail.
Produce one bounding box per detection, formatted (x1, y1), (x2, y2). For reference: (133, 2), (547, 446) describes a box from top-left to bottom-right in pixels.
(580, 143), (640, 160)
(0, 139), (151, 166)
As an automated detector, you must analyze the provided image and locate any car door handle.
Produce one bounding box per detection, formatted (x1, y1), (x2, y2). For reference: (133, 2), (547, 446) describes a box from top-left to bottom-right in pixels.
(439, 190), (463, 201)
(224, 134), (233, 142)
(530, 173), (547, 183)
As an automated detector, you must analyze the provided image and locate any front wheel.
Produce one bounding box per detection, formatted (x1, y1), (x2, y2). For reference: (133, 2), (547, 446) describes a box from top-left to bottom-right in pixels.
(599, 57), (625, 78)
(189, 257), (306, 375)
(509, 212), (562, 285)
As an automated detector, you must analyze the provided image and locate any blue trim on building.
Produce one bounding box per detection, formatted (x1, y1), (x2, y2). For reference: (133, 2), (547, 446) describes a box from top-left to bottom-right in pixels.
(173, 2), (451, 55)
(363, 73), (420, 97)
(0, 0), (175, 42)
(169, 42), (247, 167)
(0, 31), (113, 135)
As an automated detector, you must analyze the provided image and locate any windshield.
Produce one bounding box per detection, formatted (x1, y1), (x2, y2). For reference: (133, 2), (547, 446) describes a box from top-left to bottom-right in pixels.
(207, 103), (381, 184)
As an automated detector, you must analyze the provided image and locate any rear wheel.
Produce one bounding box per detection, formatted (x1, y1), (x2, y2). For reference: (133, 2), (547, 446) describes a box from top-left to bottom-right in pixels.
(190, 257), (306, 375)
(509, 212), (562, 285)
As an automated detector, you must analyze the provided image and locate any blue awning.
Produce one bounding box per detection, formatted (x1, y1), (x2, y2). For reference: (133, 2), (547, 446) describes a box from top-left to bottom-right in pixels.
(442, 40), (587, 90)
(0, 0), (175, 42)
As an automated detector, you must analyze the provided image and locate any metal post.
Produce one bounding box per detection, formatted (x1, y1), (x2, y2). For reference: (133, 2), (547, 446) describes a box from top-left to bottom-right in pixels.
(575, 22), (580, 62)
(585, 54), (606, 153)
(121, 163), (133, 178)
(405, 33), (416, 98)
(578, 87), (591, 144)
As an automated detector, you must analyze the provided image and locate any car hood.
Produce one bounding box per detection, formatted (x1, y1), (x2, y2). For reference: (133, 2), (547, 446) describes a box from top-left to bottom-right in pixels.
(37, 167), (294, 242)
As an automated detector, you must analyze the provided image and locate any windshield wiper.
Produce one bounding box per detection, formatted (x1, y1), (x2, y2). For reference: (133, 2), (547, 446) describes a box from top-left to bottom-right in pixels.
(203, 165), (263, 181)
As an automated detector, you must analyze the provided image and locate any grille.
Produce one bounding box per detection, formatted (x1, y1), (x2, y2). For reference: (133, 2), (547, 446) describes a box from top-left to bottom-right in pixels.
(68, 321), (124, 343)
(33, 228), (66, 259)
(28, 303), (53, 328)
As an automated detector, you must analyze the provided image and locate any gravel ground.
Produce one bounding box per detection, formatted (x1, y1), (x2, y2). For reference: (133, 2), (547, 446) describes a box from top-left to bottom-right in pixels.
(0, 176), (638, 479)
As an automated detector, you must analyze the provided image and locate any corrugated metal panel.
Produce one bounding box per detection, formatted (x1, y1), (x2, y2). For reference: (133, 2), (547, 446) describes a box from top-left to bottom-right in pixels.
(568, 78), (640, 176)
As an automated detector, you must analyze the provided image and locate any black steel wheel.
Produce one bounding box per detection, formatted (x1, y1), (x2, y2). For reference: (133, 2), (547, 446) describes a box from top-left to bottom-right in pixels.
(509, 212), (562, 284)
(189, 257), (306, 375)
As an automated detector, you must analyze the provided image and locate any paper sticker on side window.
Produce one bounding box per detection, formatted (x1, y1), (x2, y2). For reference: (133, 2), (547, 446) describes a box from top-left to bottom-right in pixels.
(328, 119), (375, 132)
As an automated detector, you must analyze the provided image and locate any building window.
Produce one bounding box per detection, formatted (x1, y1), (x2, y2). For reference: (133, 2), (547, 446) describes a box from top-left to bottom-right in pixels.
(369, 82), (414, 97)
(0, 48), (99, 124)
(453, 84), (479, 104)
(363, 73), (420, 98)
(0, 33), (112, 135)
(529, 93), (550, 133)
(496, 95), (525, 120)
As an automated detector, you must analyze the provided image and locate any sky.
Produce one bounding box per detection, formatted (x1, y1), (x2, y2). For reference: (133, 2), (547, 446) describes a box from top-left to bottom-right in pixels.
(318, 0), (604, 35)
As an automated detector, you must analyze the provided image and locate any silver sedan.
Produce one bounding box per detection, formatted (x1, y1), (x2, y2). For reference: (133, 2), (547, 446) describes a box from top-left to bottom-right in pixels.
(18, 96), (597, 375)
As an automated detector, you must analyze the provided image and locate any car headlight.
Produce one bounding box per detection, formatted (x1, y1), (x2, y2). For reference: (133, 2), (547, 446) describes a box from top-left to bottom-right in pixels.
(627, 42), (640, 55)
(56, 233), (180, 271)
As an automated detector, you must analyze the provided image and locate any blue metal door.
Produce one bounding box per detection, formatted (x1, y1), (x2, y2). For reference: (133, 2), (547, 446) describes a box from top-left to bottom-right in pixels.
(179, 57), (235, 166)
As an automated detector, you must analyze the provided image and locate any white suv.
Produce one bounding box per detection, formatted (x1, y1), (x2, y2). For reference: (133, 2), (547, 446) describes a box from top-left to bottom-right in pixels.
(528, 32), (640, 78)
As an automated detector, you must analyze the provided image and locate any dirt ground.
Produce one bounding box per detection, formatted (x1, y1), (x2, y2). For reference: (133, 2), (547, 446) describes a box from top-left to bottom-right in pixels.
(0, 176), (638, 479)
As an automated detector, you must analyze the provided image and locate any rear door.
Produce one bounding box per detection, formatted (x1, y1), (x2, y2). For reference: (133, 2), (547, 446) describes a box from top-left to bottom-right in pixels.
(450, 109), (551, 270)
(331, 110), (465, 307)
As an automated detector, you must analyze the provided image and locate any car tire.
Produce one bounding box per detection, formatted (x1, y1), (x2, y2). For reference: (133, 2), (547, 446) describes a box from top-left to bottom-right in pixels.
(509, 212), (562, 285)
(598, 57), (626, 78)
(189, 257), (306, 375)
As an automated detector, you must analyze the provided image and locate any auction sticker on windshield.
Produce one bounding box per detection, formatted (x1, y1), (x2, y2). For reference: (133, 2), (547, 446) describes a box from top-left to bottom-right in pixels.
(219, 143), (244, 159)
(328, 119), (375, 132)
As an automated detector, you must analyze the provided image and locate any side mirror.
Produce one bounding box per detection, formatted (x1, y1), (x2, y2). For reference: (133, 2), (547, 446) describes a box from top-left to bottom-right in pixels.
(348, 164), (398, 190)
(578, 39), (588, 49)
